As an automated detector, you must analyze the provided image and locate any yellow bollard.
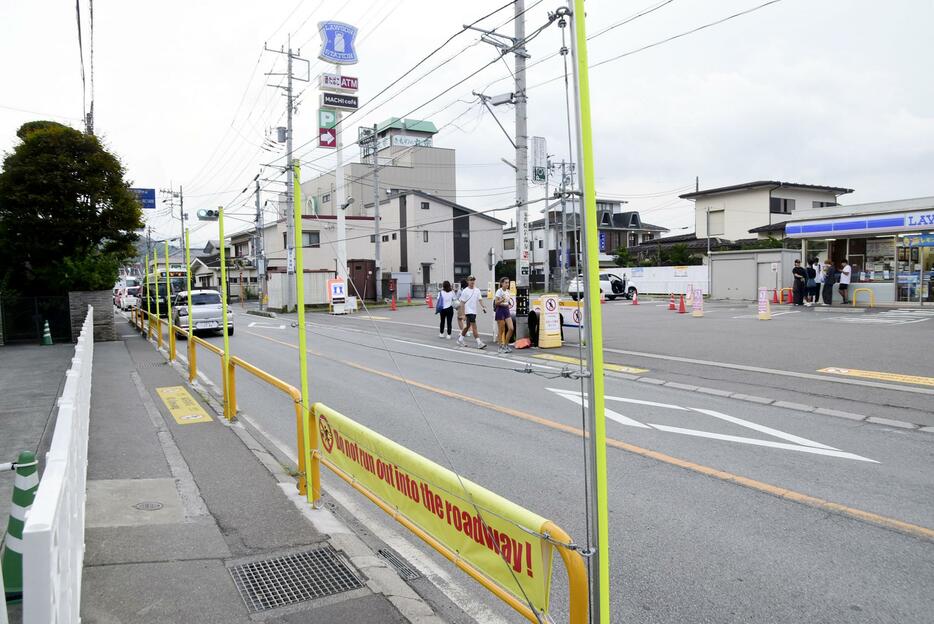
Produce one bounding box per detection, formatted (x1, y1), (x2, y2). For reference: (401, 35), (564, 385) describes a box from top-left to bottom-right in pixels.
(188, 336), (197, 383)
(226, 358), (237, 420)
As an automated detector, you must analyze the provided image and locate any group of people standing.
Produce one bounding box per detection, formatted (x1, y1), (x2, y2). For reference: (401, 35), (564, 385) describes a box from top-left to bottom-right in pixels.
(792, 257), (852, 306)
(436, 276), (515, 353)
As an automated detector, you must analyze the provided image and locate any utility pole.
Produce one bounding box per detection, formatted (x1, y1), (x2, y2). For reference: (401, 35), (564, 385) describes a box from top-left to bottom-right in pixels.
(159, 185), (186, 261)
(559, 160), (568, 293)
(514, 0), (530, 334)
(371, 124), (382, 301)
(255, 178), (267, 310)
(543, 155), (551, 291)
(265, 38), (308, 311)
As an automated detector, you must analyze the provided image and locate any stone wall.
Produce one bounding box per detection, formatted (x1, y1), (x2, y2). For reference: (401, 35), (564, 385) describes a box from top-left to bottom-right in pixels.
(68, 290), (115, 342)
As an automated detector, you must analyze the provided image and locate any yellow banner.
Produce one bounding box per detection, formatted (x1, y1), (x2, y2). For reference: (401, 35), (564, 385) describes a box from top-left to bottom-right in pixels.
(313, 402), (555, 614)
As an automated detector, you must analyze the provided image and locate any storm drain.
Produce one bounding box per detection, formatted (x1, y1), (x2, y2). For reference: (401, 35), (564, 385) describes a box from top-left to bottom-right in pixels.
(135, 361), (167, 368)
(229, 544), (364, 613)
(377, 548), (422, 581)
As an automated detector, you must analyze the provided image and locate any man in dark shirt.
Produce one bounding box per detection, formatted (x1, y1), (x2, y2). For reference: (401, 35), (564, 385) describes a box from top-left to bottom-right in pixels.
(792, 259), (807, 306)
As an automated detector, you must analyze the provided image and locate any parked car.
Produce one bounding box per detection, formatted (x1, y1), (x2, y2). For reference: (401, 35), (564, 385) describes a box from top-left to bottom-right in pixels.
(119, 286), (140, 310)
(171, 290), (233, 336)
(567, 273), (636, 301)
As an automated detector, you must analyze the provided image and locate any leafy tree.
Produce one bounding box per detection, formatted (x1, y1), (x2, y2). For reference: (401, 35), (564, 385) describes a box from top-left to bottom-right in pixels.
(738, 237), (785, 250)
(495, 259), (515, 282)
(613, 246), (633, 267)
(665, 243), (701, 266)
(0, 121), (143, 294)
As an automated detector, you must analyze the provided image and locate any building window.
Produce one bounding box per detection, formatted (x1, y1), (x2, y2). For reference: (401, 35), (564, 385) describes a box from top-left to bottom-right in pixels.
(504, 238), (515, 250)
(322, 193), (331, 203)
(250, 277), (258, 283)
(812, 201), (837, 208)
(423, 231), (429, 243)
(301, 231), (320, 248)
(454, 263), (470, 278)
(282, 232), (287, 249)
(538, 239), (543, 248)
(708, 210), (725, 236)
(769, 197), (796, 214)
(382, 235), (389, 242)
(370, 235), (376, 243)
(455, 231), (469, 239)
(629, 233), (638, 247)
(392, 233), (397, 240)
(644, 233), (654, 241)
(421, 201), (430, 210)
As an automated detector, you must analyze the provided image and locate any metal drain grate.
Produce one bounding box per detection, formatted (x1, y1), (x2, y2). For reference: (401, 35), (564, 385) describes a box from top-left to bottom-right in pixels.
(135, 361), (167, 368)
(229, 544), (363, 612)
(377, 548), (422, 581)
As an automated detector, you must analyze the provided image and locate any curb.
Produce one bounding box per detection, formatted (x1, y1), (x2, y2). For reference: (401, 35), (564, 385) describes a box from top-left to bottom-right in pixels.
(245, 309), (277, 318)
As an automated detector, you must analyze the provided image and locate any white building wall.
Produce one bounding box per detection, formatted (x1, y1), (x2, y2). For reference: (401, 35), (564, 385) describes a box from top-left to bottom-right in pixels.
(695, 187), (842, 241)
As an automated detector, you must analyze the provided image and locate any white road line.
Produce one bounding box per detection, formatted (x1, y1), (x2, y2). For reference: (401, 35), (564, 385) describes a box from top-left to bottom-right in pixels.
(690, 407), (836, 450)
(551, 390), (652, 428)
(550, 388), (688, 411)
(602, 346), (934, 396)
(646, 424), (877, 462)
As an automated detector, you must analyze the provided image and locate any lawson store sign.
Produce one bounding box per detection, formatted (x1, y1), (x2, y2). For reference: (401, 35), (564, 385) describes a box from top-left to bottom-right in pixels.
(786, 209), (934, 238)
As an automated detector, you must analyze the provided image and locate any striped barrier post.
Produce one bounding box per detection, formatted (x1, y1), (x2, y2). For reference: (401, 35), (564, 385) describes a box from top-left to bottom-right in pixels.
(1, 451), (39, 601)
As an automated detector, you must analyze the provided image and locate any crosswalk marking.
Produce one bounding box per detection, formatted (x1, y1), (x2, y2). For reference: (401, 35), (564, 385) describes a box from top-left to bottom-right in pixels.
(827, 308), (934, 325)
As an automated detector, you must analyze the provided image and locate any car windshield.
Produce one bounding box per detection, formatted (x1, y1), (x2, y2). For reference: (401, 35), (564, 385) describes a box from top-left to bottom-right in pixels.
(190, 293), (221, 305)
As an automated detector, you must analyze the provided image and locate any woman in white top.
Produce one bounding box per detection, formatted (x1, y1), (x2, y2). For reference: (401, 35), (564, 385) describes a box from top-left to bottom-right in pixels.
(493, 277), (514, 353)
(437, 281), (456, 339)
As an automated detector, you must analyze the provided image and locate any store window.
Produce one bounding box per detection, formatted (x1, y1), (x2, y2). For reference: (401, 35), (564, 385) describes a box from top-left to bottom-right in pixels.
(863, 237), (894, 283)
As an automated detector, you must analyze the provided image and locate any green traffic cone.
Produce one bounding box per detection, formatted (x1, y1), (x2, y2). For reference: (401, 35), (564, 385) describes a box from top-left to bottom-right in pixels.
(40, 320), (53, 346)
(2, 450), (39, 602)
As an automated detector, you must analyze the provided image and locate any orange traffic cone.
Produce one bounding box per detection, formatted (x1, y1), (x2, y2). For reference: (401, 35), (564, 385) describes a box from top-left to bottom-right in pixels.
(391, 295), (397, 311)
(407, 294), (411, 305)
(772, 289), (779, 304)
(678, 295), (686, 314)
(631, 291), (639, 305)
(668, 294), (676, 311)
(600, 290), (606, 304)
(427, 293), (433, 308)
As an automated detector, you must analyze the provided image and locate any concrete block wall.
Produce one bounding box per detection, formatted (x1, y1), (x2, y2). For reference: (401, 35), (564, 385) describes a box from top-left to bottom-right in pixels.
(68, 290), (115, 342)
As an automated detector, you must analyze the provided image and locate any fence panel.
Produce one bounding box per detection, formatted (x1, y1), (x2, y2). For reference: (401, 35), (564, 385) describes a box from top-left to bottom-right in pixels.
(20, 306), (93, 623)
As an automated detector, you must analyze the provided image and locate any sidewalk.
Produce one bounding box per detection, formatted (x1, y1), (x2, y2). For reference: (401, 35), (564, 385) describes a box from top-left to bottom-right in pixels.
(77, 332), (443, 622)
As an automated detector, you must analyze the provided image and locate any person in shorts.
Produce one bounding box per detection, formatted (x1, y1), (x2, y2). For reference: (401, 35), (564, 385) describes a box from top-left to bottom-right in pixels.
(493, 277), (514, 353)
(838, 259), (852, 304)
(457, 276), (487, 348)
(455, 278), (468, 333)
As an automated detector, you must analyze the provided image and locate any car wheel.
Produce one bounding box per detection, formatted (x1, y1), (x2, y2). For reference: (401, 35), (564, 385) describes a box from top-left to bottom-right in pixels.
(627, 287), (637, 299)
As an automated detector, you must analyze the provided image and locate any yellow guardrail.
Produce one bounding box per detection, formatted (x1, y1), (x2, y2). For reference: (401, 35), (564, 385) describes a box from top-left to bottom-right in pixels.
(852, 287), (875, 308)
(130, 307), (584, 623)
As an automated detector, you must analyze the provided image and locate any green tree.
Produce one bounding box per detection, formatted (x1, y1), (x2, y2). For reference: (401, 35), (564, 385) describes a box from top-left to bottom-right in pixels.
(613, 246), (633, 267)
(665, 243), (702, 266)
(0, 121), (143, 294)
(739, 237), (785, 250)
(495, 259), (516, 282)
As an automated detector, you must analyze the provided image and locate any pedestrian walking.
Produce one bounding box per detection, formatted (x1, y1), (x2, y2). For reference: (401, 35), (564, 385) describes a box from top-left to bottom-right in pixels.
(804, 257), (818, 306)
(457, 276), (487, 349)
(455, 278), (467, 333)
(838, 259), (852, 304)
(437, 280), (455, 339)
(812, 257), (824, 305)
(821, 259), (835, 305)
(493, 277), (514, 353)
(792, 259), (807, 305)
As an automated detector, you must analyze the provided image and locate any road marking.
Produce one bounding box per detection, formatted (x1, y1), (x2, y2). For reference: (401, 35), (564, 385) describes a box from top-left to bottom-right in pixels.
(818, 367), (934, 387)
(731, 311), (799, 319)
(235, 329), (932, 542)
(532, 353), (649, 374)
(247, 321), (286, 329)
(825, 309), (934, 325)
(155, 386), (213, 424)
(549, 389), (873, 462)
(602, 347), (934, 396)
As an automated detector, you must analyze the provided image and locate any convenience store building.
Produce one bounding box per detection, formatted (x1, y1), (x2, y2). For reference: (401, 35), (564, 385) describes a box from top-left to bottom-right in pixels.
(783, 196), (934, 304)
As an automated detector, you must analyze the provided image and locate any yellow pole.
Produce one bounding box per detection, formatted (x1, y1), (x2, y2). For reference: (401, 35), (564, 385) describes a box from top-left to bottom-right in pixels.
(185, 228), (196, 382)
(165, 240), (175, 361)
(294, 160), (318, 505)
(571, 2), (610, 621)
(218, 206), (232, 420)
(146, 252), (152, 339)
(153, 250), (162, 349)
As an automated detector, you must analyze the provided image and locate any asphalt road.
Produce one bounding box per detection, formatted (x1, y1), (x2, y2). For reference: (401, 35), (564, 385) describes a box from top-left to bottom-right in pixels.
(126, 304), (934, 623)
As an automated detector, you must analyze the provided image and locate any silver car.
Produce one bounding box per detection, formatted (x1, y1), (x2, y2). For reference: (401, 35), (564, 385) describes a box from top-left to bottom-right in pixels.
(172, 290), (234, 336)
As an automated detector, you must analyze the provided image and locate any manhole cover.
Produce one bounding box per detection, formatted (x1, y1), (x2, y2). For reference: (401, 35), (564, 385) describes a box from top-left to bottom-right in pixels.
(229, 544), (364, 613)
(377, 548), (422, 581)
(134, 501), (164, 511)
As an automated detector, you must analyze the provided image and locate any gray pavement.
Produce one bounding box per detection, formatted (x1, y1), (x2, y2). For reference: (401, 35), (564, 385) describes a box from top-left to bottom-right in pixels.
(154, 303), (934, 624)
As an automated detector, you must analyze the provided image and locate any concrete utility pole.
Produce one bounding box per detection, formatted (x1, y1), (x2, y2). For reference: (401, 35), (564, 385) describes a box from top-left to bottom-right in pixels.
(543, 155), (551, 291)
(559, 160), (568, 293)
(255, 178), (267, 309)
(514, 0), (530, 334)
(265, 38), (308, 311)
(159, 186), (186, 259)
(371, 124), (382, 301)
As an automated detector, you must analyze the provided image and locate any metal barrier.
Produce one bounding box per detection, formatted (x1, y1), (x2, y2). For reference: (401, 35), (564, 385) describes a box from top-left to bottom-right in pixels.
(131, 307), (584, 622)
(20, 307), (94, 623)
(779, 287), (794, 304)
(852, 287), (875, 308)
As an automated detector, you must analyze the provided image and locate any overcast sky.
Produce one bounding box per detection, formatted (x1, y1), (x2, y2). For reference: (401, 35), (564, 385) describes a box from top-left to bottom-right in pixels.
(3, 0), (932, 246)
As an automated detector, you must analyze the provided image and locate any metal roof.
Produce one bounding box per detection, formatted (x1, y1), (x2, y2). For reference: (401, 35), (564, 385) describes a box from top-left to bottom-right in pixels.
(377, 118), (438, 134)
(680, 181), (854, 200)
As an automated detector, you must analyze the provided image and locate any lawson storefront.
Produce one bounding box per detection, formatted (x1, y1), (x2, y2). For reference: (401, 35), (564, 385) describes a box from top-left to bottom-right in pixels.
(784, 196), (934, 304)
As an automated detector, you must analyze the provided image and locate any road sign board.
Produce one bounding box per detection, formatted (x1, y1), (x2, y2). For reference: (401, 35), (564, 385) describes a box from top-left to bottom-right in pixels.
(319, 128), (336, 148)
(327, 277), (346, 302)
(320, 73), (358, 92)
(130, 188), (156, 209)
(321, 92), (358, 110)
(531, 136), (546, 185)
(318, 108), (337, 129)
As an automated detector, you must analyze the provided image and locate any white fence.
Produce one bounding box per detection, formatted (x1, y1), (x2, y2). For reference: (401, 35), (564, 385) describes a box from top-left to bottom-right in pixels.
(608, 265), (709, 295)
(21, 306), (94, 624)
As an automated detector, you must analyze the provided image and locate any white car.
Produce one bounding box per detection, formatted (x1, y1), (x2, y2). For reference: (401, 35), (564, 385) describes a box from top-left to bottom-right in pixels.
(567, 273), (636, 301)
(119, 286), (140, 310)
(172, 290), (234, 336)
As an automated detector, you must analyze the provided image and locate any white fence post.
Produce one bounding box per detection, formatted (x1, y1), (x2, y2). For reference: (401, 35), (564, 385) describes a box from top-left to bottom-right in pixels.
(21, 306), (94, 624)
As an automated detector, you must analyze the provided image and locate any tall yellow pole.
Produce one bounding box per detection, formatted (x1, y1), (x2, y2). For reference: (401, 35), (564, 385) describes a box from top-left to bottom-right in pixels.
(185, 228), (196, 382)
(218, 206), (232, 419)
(145, 250), (152, 338)
(153, 250), (162, 348)
(294, 160), (318, 505)
(570, 2), (610, 622)
(165, 240), (174, 360)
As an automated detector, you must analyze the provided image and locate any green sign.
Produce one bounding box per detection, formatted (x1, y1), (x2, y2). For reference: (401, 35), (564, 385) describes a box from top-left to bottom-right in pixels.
(318, 108), (337, 130)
